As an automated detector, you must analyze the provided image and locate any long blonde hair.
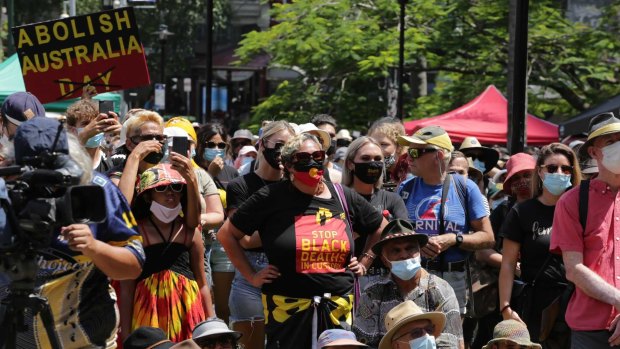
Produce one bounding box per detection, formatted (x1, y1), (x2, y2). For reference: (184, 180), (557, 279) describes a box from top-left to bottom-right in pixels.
(341, 136), (384, 189)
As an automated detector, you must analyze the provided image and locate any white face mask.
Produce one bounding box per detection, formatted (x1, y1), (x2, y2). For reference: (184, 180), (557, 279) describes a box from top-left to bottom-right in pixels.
(600, 141), (620, 174)
(150, 201), (182, 223)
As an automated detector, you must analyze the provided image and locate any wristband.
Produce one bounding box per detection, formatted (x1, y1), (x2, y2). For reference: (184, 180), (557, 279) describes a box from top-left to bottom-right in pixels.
(363, 252), (376, 260)
(500, 304), (510, 314)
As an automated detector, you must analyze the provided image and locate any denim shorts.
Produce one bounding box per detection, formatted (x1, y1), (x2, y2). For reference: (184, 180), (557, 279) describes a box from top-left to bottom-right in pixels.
(210, 239), (236, 273)
(429, 269), (468, 314)
(228, 250), (269, 323)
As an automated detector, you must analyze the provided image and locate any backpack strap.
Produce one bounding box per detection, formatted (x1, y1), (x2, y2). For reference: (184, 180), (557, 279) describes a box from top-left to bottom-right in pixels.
(451, 173), (470, 226)
(579, 179), (590, 232)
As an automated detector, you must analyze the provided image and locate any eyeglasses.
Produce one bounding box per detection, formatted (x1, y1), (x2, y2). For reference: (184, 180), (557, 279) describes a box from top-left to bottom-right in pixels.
(154, 183), (184, 193)
(199, 336), (235, 349)
(541, 164), (573, 175)
(293, 150), (326, 164)
(408, 148), (438, 159)
(130, 134), (167, 144)
(206, 141), (227, 149)
(263, 138), (285, 150)
(392, 325), (436, 343)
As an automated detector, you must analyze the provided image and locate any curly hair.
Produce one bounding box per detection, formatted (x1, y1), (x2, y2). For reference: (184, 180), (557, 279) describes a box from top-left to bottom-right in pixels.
(368, 117), (406, 156)
(66, 99), (98, 127)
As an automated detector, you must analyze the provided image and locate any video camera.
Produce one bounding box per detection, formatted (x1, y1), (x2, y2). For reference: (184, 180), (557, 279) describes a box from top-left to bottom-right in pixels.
(0, 117), (105, 282)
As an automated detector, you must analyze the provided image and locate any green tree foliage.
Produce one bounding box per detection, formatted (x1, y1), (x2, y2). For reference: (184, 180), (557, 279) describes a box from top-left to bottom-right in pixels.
(237, 0), (620, 128)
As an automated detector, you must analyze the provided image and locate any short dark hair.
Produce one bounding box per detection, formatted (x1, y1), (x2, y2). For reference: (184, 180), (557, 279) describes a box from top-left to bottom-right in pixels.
(311, 114), (337, 128)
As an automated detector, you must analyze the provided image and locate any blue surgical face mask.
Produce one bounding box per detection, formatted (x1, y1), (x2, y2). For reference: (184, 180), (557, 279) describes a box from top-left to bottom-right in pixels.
(543, 172), (571, 196)
(203, 148), (225, 162)
(473, 158), (486, 173)
(191, 148), (197, 159)
(241, 156), (253, 166)
(390, 256), (421, 281)
(409, 334), (437, 349)
(77, 128), (104, 148)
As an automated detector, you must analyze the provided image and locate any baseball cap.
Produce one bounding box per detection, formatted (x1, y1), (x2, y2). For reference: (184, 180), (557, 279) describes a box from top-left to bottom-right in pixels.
(397, 126), (454, 151)
(14, 116), (68, 165)
(1, 92), (46, 126)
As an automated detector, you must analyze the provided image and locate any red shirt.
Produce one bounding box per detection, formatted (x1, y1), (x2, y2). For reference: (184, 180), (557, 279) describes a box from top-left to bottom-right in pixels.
(550, 179), (620, 331)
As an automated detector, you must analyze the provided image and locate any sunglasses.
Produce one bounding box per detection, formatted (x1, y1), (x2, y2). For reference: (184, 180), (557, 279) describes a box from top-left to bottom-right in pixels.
(199, 337), (235, 349)
(154, 183), (184, 193)
(541, 164), (573, 175)
(232, 140), (251, 148)
(293, 150), (326, 164)
(206, 141), (227, 149)
(130, 134), (167, 143)
(408, 148), (438, 159)
(392, 325), (436, 343)
(263, 139), (285, 150)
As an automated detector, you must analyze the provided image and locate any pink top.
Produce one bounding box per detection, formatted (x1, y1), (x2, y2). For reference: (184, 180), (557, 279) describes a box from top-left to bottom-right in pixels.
(550, 179), (620, 331)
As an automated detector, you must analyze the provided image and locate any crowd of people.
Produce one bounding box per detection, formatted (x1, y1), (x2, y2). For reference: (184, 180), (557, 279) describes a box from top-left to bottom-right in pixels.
(0, 90), (619, 349)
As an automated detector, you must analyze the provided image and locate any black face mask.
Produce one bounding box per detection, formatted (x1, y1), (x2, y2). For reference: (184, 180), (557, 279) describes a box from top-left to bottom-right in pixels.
(143, 151), (164, 164)
(353, 161), (384, 184)
(326, 139), (336, 156)
(293, 160), (324, 172)
(262, 147), (282, 170)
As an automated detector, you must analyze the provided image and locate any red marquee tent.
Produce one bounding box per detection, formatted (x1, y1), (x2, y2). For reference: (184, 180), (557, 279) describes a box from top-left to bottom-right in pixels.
(403, 85), (559, 146)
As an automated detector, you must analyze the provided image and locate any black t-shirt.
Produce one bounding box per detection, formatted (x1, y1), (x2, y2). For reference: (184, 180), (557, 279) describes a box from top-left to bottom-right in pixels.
(227, 172), (279, 252)
(355, 189), (408, 257)
(230, 181), (383, 298)
(499, 198), (565, 284)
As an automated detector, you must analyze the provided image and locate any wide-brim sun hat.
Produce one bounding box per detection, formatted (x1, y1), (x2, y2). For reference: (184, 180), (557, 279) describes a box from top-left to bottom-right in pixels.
(579, 112), (620, 159)
(192, 318), (242, 346)
(397, 126), (454, 152)
(481, 320), (542, 349)
(372, 219), (429, 255)
(317, 329), (367, 348)
(502, 153), (536, 195)
(459, 136), (499, 174)
(231, 129), (254, 142)
(378, 300), (446, 349)
(137, 163), (186, 195)
(298, 123), (332, 150)
(124, 327), (174, 349)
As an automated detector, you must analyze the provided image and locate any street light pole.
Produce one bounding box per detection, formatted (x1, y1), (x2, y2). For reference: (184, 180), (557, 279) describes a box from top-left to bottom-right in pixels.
(154, 24), (174, 84)
(205, 0), (214, 123)
(397, 0), (408, 120)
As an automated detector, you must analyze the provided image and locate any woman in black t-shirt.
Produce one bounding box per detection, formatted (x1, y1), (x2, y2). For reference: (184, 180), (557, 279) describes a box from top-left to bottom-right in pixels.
(498, 143), (581, 345)
(218, 133), (388, 349)
(341, 136), (408, 283)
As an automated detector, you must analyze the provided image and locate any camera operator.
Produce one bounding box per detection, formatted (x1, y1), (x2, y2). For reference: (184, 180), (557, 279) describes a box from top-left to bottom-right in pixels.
(0, 116), (145, 348)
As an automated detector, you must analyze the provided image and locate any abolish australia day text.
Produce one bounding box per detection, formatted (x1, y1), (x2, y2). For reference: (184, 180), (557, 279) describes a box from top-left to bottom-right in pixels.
(15, 10), (142, 92)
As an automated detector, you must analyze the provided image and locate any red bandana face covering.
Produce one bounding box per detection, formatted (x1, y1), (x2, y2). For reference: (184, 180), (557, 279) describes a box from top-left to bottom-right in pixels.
(294, 166), (324, 186)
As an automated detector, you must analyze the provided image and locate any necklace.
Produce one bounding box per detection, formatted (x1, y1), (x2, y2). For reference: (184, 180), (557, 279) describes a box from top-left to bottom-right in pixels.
(148, 216), (176, 255)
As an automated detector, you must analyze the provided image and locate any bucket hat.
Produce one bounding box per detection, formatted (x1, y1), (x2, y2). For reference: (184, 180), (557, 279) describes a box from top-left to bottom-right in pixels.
(378, 300), (446, 349)
(124, 327), (174, 349)
(502, 153), (535, 195)
(192, 318), (242, 346)
(317, 329), (367, 348)
(372, 219), (428, 255)
(579, 112), (620, 159)
(482, 320), (542, 349)
(459, 136), (499, 174)
(397, 126), (454, 151)
(137, 163), (186, 195)
(231, 129), (254, 142)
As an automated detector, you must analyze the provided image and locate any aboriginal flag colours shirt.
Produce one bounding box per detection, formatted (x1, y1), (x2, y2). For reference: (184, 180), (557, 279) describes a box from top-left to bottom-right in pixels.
(230, 181), (382, 298)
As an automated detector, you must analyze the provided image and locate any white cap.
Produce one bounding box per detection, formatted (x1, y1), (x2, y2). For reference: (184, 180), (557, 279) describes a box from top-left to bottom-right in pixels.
(298, 123), (331, 150)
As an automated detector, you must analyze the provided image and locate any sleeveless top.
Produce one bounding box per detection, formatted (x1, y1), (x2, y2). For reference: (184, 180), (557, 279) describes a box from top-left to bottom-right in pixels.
(137, 218), (194, 281)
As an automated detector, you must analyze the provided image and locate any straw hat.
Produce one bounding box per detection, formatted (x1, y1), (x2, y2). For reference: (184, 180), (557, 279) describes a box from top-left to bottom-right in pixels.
(459, 136), (499, 174)
(482, 320), (542, 349)
(378, 301), (446, 349)
(371, 219), (429, 255)
(578, 112), (620, 159)
(298, 123), (332, 150)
